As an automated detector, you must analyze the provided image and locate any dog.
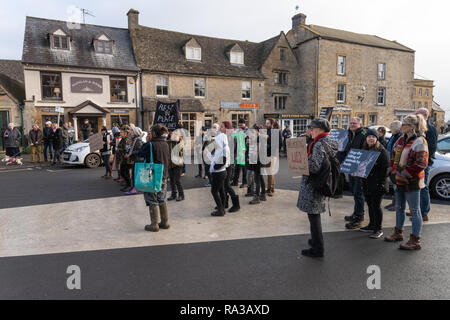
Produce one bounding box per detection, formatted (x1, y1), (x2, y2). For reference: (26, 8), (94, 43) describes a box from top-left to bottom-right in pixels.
(1, 156), (23, 166)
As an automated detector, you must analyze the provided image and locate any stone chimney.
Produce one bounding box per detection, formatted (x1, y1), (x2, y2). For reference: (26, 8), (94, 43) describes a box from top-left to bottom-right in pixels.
(292, 13), (307, 30)
(127, 9), (140, 30)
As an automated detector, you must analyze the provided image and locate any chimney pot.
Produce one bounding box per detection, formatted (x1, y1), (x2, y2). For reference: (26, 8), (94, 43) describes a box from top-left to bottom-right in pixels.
(292, 13), (307, 30)
(127, 8), (140, 30)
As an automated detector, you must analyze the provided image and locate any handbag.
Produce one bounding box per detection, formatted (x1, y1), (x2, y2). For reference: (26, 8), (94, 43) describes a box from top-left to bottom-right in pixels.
(134, 142), (164, 193)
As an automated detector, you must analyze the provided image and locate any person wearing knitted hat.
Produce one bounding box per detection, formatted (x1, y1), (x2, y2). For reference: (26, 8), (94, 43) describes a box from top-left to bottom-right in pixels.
(359, 128), (390, 239)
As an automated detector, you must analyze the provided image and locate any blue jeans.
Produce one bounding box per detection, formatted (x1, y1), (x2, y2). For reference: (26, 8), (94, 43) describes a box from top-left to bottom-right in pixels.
(349, 176), (365, 218)
(395, 189), (423, 237)
(420, 166), (431, 217)
(43, 142), (53, 161)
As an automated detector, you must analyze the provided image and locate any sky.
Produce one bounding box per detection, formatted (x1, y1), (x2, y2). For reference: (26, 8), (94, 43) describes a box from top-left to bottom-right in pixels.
(1, 0), (449, 121)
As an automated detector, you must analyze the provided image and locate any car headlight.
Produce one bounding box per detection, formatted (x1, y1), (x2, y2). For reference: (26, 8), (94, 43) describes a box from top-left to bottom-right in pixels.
(74, 146), (88, 153)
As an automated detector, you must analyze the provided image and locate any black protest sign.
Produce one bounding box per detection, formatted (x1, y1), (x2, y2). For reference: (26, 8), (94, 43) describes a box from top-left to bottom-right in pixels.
(329, 129), (349, 152)
(340, 149), (381, 178)
(319, 107), (334, 121)
(154, 100), (180, 131)
(88, 133), (104, 151)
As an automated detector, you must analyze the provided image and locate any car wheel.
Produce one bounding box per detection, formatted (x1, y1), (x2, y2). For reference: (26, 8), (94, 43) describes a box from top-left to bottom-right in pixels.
(430, 174), (450, 201)
(85, 153), (101, 168)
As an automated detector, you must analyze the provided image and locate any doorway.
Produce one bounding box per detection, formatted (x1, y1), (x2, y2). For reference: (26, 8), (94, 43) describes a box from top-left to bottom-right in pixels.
(0, 110), (10, 150)
(77, 117), (99, 137)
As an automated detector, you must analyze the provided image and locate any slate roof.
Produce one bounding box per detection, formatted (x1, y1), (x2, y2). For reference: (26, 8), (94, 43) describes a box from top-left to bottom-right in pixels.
(0, 60), (25, 84)
(130, 26), (281, 79)
(298, 24), (414, 52)
(22, 17), (139, 72)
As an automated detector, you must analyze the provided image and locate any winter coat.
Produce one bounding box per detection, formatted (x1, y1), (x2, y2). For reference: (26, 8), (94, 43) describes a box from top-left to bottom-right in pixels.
(52, 128), (64, 150)
(43, 126), (54, 143)
(61, 127), (69, 145)
(100, 133), (112, 154)
(81, 123), (92, 138)
(168, 138), (184, 169)
(138, 137), (170, 180)
(282, 129), (292, 140)
(425, 121), (438, 166)
(3, 128), (21, 148)
(386, 132), (402, 156)
(337, 127), (367, 163)
(297, 135), (338, 215)
(28, 129), (43, 145)
(117, 135), (131, 165)
(361, 142), (390, 195)
(128, 136), (144, 164)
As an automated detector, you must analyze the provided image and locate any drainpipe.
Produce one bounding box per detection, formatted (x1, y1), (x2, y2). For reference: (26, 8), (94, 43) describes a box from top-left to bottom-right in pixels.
(139, 71), (144, 130)
(19, 103), (26, 147)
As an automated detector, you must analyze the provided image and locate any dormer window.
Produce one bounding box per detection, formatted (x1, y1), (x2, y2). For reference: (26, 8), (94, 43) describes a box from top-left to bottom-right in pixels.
(94, 33), (114, 54)
(50, 28), (70, 50)
(184, 38), (202, 61)
(231, 52), (244, 65)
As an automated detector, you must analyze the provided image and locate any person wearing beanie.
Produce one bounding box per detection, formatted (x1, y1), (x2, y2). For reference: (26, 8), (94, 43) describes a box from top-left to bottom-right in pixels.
(100, 126), (113, 179)
(248, 124), (267, 205)
(297, 118), (337, 258)
(360, 129), (389, 239)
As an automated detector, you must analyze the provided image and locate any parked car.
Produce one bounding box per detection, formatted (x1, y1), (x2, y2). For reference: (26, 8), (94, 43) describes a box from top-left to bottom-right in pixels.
(429, 152), (450, 201)
(437, 136), (450, 155)
(62, 131), (147, 168)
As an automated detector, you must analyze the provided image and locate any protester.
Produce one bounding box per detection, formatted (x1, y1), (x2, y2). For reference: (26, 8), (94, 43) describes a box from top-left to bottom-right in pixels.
(385, 114), (428, 250)
(28, 124), (43, 163)
(67, 122), (75, 145)
(124, 127), (144, 195)
(194, 127), (206, 178)
(244, 128), (255, 197)
(203, 124), (218, 187)
(232, 119), (248, 188)
(167, 130), (185, 201)
(81, 119), (92, 141)
(282, 124), (292, 155)
(222, 121), (240, 213)
(62, 123), (70, 150)
(360, 129), (389, 239)
(249, 124), (267, 205)
(297, 118), (337, 258)
(264, 118), (280, 197)
(52, 123), (64, 164)
(414, 108), (437, 222)
(377, 127), (388, 148)
(43, 121), (54, 162)
(117, 126), (132, 192)
(139, 125), (170, 232)
(209, 122), (231, 216)
(100, 126), (112, 179)
(384, 121), (403, 212)
(339, 117), (367, 229)
(3, 123), (21, 157)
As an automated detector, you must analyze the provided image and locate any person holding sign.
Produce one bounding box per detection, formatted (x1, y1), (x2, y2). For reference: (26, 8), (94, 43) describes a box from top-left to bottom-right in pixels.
(360, 129), (389, 239)
(385, 115), (428, 250)
(297, 118), (338, 258)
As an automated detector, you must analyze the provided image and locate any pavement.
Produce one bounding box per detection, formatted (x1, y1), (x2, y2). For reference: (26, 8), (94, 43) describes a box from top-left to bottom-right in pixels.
(0, 158), (449, 299)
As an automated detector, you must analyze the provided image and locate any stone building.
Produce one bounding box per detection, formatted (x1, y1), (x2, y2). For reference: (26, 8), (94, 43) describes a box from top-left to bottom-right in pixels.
(22, 16), (139, 141)
(431, 101), (446, 134)
(287, 12), (415, 128)
(413, 79), (434, 112)
(0, 60), (25, 150)
(127, 9), (304, 135)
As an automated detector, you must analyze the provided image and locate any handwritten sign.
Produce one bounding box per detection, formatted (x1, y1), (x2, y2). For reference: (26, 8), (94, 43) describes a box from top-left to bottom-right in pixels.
(286, 137), (309, 176)
(88, 133), (104, 151)
(329, 129), (349, 152)
(154, 100), (180, 131)
(340, 149), (380, 178)
(319, 107), (334, 121)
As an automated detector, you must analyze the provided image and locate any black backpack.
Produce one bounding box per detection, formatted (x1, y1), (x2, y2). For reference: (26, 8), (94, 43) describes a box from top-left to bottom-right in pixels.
(310, 140), (344, 199)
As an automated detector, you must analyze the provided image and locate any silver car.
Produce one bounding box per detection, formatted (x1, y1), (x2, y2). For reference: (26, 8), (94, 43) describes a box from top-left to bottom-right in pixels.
(430, 152), (450, 200)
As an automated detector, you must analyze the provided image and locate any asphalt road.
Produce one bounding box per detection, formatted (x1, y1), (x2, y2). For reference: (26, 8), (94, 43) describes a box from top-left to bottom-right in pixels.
(0, 223), (449, 300)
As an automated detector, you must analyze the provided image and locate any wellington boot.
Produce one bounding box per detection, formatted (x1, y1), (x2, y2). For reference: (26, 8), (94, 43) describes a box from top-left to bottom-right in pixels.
(158, 203), (170, 229)
(145, 207), (160, 232)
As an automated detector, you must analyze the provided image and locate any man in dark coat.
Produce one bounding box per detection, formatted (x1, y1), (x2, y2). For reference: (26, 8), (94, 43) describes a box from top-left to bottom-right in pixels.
(81, 119), (92, 141)
(3, 123), (21, 157)
(28, 125), (44, 163)
(282, 125), (292, 155)
(337, 117), (368, 229)
(52, 124), (64, 164)
(43, 121), (54, 162)
(415, 108), (438, 221)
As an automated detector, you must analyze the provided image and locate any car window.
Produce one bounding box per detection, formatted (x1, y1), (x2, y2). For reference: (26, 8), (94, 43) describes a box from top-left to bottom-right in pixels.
(437, 138), (450, 152)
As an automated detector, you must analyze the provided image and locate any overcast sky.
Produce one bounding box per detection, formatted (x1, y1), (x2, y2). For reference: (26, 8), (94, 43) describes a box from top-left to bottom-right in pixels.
(1, 0), (449, 121)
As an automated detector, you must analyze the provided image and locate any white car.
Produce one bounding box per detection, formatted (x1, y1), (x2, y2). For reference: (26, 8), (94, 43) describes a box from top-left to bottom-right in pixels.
(429, 152), (450, 201)
(62, 132), (147, 168)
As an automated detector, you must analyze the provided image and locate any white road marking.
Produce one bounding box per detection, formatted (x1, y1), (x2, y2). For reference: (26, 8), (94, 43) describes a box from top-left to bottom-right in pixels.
(0, 168), (33, 173)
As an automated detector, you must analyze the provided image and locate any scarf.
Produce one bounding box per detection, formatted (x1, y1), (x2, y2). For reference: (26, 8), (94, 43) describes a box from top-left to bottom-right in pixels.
(308, 132), (329, 157)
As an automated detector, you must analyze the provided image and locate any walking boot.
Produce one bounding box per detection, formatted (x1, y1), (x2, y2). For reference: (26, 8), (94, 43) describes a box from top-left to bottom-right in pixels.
(228, 195), (240, 213)
(145, 207), (160, 232)
(176, 194), (185, 202)
(249, 195), (260, 205)
(384, 227), (404, 242)
(168, 193), (177, 201)
(301, 248), (324, 258)
(259, 193), (267, 202)
(158, 203), (170, 229)
(399, 234), (421, 250)
(211, 206), (225, 217)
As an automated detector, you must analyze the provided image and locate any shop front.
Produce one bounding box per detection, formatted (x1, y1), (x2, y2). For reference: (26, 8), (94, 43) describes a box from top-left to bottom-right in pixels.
(220, 102), (258, 129)
(68, 100), (109, 141)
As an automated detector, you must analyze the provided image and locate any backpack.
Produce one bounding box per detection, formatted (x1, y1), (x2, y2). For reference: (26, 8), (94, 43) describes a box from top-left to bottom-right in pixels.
(310, 139), (344, 199)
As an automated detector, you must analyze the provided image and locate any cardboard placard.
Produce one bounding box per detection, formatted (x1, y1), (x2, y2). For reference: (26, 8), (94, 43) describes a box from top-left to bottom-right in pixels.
(340, 149), (381, 178)
(88, 133), (104, 152)
(329, 129), (349, 152)
(286, 137), (309, 176)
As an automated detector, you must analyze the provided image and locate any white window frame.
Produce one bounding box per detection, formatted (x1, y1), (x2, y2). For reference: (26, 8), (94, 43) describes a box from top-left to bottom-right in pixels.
(377, 87), (386, 106)
(194, 78), (206, 98)
(241, 81), (251, 100)
(274, 96), (287, 110)
(337, 56), (346, 75)
(332, 115), (340, 129)
(231, 52), (244, 65)
(156, 75), (169, 97)
(293, 119), (308, 136)
(337, 84), (346, 103)
(378, 63), (386, 80)
(342, 115), (350, 130)
(369, 115), (377, 126)
(186, 47), (201, 61)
